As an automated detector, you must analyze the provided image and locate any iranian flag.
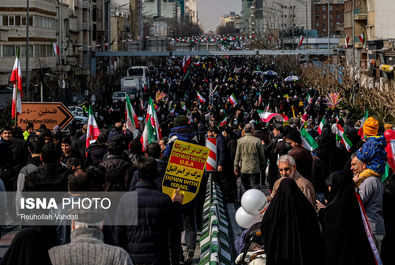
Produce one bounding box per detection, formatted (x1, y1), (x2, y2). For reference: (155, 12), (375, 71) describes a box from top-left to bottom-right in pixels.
(306, 93), (313, 104)
(358, 110), (369, 139)
(140, 98), (144, 111)
(265, 102), (270, 112)
(318, 118), (326, 135)
(218, 117), (227, 127)
(125, 95), (139, 137)
(258, 93), (262, 106)
(181, 102), (187, 111)
(300, 128), (319, 151)
(337, 123), (353, 152)
(86, 106), (100, 152)
(257, 110), (289, 123)
(197, 91), (206, 103)
(229, 93), (238, 107)
(10, 50), (23, 119)
(345, 35), (350, 48)
(298, 35), (304, 47)
(182, 56), (191, 74)
(141, 97), (161, 151)
(359, 32), (365, 44)
(52, 42), (60, 56)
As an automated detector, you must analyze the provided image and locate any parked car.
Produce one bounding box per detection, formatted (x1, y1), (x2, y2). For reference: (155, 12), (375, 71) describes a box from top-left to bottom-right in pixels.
(112, 91), (127, 103)
(68, 106), (84, 117)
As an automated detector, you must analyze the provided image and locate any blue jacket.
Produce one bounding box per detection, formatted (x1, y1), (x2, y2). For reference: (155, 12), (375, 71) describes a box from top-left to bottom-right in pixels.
(163, 125), (196, 159)
(356, 135), (387, 175)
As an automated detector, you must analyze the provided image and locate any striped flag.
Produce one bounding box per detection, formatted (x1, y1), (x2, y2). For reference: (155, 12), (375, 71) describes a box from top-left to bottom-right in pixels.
(300, 128), (319, 151)
(125, 95), (139, 137)
(257, 110), (288, 123)
(86, 106), (100, 152)
(318, 118), (326, 135)
(197, 91), (206, 103)
(52, 42), (60, 56)
(182, 56), (191, 73)
(218, 117), (227, 127)
(336, 123), (353, 152)
(10, 49), (23, 119)
(358, 110), (369, 139)
(359, 32), (365, 44)
(306, 93), (313, 104)
(345, 34), (350, 48)
(258, 93), (262, 106)
(265, 102), (270, 112)
(141, 97), (161, 151)
(229, 93), (238, 107)
(298, 35), (304, 47)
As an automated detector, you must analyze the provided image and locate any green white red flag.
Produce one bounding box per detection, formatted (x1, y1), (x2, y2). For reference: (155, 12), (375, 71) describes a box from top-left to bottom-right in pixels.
(10, 50), (23, 119)
(318, 118), (326, 135)
(300, 128), (319, 151)
(229, 93), (238, 107)
(52, 42), (60, 56)
(257, 110), (288, 123)
(125, 95), (139, 137)
(141, 97), (161, 151)
(197, 91), (206, 103)
(86, 106), (100, 151)
(258, 93), (262, 106)
(336, 123), (353, 152)
(306, 93), (313, 104)
(218, 117), (227, 127)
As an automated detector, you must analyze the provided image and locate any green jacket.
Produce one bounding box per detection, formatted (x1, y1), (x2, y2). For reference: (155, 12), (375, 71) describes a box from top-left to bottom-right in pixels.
(234, 133), (265, 174)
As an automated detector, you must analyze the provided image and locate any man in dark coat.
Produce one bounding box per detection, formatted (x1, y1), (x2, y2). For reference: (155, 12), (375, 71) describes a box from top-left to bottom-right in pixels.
(115, 156), (183, 265)
(24, 142), (68, 192)
(285, 130), (313, 181)
(100, 141), (133, 191)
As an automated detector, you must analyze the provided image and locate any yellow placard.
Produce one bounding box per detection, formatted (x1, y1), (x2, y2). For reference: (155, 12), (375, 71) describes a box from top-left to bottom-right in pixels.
(162, 140), (209, 204)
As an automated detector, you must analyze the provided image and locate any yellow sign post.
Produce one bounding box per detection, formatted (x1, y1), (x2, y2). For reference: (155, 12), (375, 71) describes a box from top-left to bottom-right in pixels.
(162, 140), (210, 204)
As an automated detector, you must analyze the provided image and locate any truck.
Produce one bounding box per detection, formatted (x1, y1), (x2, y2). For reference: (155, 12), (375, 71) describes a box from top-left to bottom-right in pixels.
(120, 66), (149, 100)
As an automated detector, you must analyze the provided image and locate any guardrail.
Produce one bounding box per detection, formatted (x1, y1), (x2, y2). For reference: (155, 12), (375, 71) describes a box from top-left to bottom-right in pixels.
(199, 173), (232, 265)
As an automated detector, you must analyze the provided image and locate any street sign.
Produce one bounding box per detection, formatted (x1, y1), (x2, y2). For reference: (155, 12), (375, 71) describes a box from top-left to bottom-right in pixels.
(162, 140), (209, 204)
(18, 102), (74, 130)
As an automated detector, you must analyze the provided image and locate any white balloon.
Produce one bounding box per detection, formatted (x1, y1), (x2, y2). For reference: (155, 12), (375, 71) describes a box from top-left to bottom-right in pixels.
(235, 207), (262, 229)
(241, 189), (268, 216)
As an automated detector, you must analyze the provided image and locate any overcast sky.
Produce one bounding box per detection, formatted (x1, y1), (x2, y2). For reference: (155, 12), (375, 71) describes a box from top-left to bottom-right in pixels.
(197, 0), (241, 33)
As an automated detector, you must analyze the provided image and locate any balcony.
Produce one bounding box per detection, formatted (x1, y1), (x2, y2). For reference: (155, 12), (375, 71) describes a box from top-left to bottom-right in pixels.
(354, 13), (367, 21)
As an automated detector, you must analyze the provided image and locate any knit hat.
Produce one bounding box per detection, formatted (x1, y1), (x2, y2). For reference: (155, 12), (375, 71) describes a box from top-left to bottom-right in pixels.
(286, 130), (302, 145)
(363, 117), (379, 136)
(384, 123), (393, 131)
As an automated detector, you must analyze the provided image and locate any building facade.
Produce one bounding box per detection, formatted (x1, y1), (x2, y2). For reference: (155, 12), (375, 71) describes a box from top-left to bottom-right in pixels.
(312, 0), (344, 38)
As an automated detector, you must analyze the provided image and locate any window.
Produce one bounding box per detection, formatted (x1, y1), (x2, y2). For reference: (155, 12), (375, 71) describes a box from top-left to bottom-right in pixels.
(15, 16), (21, 26)
(323, 6), (326, 11)
(9, 16), (14, 26)
(329, 6), (333, 11)
(2, 15), (7, 26)
(336, 14), (340, 19)
(323, 14), (326, 19)
(315, 22), (319, 27)
(3, 45), (15, 57)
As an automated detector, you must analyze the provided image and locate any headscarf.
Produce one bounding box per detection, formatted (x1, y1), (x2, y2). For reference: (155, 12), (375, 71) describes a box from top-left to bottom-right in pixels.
(319, 171), (376, 265)
(262, 178), (323, 265)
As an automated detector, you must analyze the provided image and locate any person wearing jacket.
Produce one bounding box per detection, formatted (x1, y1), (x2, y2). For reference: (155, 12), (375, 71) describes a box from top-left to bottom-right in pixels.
(285, 129), (313, 181)
(15, 136), (44, 215)
(100, 141), (133, 191)
(234, 123), (265, 191)
(115, 156), (183, 265)
(49, 210), (132, 265)
(24, 142), (68, 192)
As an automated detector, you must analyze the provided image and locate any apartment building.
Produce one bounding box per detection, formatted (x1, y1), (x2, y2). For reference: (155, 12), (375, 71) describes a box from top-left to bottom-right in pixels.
(312, 0), (344, 38)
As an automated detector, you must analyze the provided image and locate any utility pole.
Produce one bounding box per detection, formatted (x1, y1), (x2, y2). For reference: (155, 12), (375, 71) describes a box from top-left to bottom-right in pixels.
(351, 0), (355, 106)
(26, 0), (30, 100)
(328, 1), (330, 53)
(59, 0), (63, 99)
(292, 6), (295, 49)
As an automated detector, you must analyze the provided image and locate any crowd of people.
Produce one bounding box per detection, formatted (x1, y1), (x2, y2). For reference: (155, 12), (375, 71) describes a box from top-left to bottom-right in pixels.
(0, 56), (394, 265)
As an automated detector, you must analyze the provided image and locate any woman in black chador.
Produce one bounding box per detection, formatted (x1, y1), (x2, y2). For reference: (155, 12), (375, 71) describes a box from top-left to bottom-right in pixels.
(318, 171), (376, 265)
(262, 178), (323, 265)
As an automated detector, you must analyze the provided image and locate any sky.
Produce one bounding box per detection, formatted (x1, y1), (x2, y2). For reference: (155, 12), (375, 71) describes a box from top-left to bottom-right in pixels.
(197, 0), (241, 33)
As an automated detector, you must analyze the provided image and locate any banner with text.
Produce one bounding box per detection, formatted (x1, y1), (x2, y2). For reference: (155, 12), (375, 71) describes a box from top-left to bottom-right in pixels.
(162, 140), (209, 204)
